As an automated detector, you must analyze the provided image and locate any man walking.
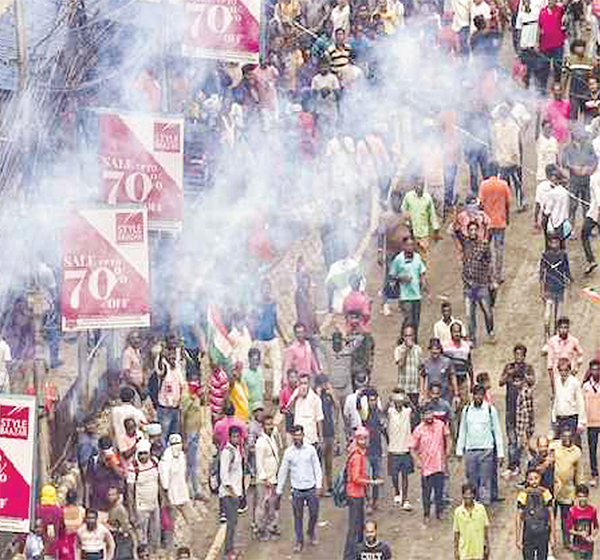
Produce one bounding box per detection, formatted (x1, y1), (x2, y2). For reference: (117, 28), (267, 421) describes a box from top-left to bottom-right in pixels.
(456, 384), (504, 505)
(460, 221), (495, 346)
(453, 484), (490, 560)
(410, 404), (452, 525)
(219, 426), (244, 560)
(552, 358), (586, 438)
(343, 426), (383, 560)
(544, 316), (584, 392)
(255, 414), (281, 540)
(276, 425), (322, 553)
(389, 238), (427, 337)
(478, 163), (511, 284)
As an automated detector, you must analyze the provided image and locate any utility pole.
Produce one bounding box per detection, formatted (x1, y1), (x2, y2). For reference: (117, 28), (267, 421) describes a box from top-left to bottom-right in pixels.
(27, 287), (50, 487)
(13, 0), (28, 89)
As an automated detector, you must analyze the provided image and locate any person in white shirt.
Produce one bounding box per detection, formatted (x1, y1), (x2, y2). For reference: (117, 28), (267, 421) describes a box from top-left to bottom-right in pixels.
(126, 440), (160, 550)
(255, 414), (281, 540)
(220, 426), (244, 560)
(288, 375), (324, 445)
(582, 154), (600, 273)
(158, 434), (194, 525)
(552, 358), (587, 438)
(433, 302), (465, 348)
(76, 509), (115, 560)
(386, 389), (414, 511)
(0, 335), (12, 393)
(330, 0), (351, 36)
(537, 121), (559, 184)
(515, 0), (546, 90)
(451, 0), (471, 55)
(541, 164), (571, 246)
(111, 387), (147, 452)
(470, 0), (491, 33)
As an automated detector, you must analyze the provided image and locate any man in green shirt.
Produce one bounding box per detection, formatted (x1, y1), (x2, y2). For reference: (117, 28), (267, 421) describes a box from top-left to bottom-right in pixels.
(453, 483), (490, 560)
(389, 238), (427, 339)
(243, 348), (265, 413)
(401, 177), (440, 264)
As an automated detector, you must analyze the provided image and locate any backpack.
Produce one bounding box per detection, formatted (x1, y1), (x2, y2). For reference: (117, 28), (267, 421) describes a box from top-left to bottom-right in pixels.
(523, 490), (549, 539)
(332, 465), (348, 508)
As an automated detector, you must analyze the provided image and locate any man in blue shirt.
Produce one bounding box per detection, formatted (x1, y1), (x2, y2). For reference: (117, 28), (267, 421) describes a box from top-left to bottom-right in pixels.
(388, 238), (427, 340)
(456, 384), (504, 505)
(276, 425), (323, 553)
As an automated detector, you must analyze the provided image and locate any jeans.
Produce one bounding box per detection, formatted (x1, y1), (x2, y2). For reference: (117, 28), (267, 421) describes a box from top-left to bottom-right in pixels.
(543, 291), (564, 338)
(291, 487), (319, 545)
(582, 217), (598, 264)
(464, 449), (494, 504)
(367, 454), (382, 501)
(323, 437), (334, 490)
(138, 508), (160, 550)
(499, 165), (523, 208)
(522, 534), (549, 560)
(489, 228), (506, 284)
(463, 285), (494, 345)
(589, 427), (600, 477)
(420, 472), (443, 518)
(186, 432), (201, 497)
(223, 496), (240, 555)
(157, 406), (180, 448)
(458, 26), (470, 56)
(569, 174), (591, 225)
(537, 46), (563, 92)
(466, 151), (489, 196)
(507, 423), (522, 471)
(343, 497), (365, 560)
(399, 299), (421, 339)
(444, 163), (458, 210)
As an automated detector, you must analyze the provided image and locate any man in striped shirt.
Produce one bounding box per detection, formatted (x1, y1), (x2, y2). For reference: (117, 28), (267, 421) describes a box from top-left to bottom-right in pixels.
(327, 28), (351, 76)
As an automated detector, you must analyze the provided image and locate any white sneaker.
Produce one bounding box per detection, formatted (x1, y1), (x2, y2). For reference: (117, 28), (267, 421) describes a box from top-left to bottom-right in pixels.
(383, 303), (391, 316)
(394, 495), (402, 504)
(402, 501), (414, 512)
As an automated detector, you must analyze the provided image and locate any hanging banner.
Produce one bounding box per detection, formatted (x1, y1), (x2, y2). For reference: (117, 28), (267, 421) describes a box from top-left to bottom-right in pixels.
(0, 395), (36, 533)
(99, 112), (184, 232)
(61, 207), (151, 331)
(182, 0), (260, 63)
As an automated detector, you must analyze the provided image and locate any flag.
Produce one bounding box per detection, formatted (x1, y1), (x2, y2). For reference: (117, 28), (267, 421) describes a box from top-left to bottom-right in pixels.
(207, 305), (233, 369)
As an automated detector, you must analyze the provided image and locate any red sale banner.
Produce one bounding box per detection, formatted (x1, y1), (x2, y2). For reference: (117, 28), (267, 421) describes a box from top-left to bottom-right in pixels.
(0, 395), (36, 533)
(99, 112), (184, 232)
(182, 0), (260, 63)
(61, 207), (151, 331)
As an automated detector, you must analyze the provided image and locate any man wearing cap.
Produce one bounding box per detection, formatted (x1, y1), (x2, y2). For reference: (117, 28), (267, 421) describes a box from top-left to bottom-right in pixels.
(343, 426), (383, 560)
(420, 338), (458, 407)
(410, 404), (452, 524)
(158, 434), (194, 526)
(126, 440), (160, 550)
(276, 425), (323, 553)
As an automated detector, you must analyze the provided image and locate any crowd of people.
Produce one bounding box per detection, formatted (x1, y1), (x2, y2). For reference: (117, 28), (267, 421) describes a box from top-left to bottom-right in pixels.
(10, 0), (600, 555)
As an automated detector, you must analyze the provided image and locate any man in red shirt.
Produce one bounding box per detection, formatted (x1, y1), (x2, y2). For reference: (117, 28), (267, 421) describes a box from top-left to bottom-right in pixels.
(410, 405), (452, 525)
(479, 163), (511, 285)
(538, 0), (566, 91)
(343, 426), (383, 560)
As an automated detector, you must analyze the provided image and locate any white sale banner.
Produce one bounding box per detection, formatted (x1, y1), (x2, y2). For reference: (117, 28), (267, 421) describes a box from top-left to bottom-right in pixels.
(0, 395), (36, 533)
(99, 112), (184, 232)
(61, 206), (151, 331)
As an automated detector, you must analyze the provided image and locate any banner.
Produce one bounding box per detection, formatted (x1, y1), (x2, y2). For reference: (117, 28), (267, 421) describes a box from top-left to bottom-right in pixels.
(182, 0), (260, 63)
(0, 395), (36, 533)
(99, 112), (184, 232)
(61, 207), (151, 331)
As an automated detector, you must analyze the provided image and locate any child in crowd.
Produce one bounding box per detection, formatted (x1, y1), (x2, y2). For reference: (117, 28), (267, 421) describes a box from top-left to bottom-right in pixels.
(568, 484), (599, 559)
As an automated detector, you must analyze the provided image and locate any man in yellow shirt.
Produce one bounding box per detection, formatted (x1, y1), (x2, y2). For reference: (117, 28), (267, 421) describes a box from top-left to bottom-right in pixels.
(229, 362), (250, 422)
(453, 483), (490, 560)
(550, 428), (581, 547)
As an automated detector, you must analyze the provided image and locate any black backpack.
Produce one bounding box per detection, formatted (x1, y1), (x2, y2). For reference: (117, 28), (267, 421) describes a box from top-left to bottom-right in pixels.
(523, 490), (550, 539)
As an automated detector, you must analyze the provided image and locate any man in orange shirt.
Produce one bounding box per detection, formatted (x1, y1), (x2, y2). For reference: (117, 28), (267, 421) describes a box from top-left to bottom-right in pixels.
(343, 426), (383, 560)
(479, 163), (511, 285)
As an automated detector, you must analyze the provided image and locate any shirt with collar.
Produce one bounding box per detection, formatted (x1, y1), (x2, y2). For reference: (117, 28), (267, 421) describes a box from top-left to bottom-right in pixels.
(456, 402), (504, 458)
(553, 374), (586, 426)
(276, 442), (323, 494)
